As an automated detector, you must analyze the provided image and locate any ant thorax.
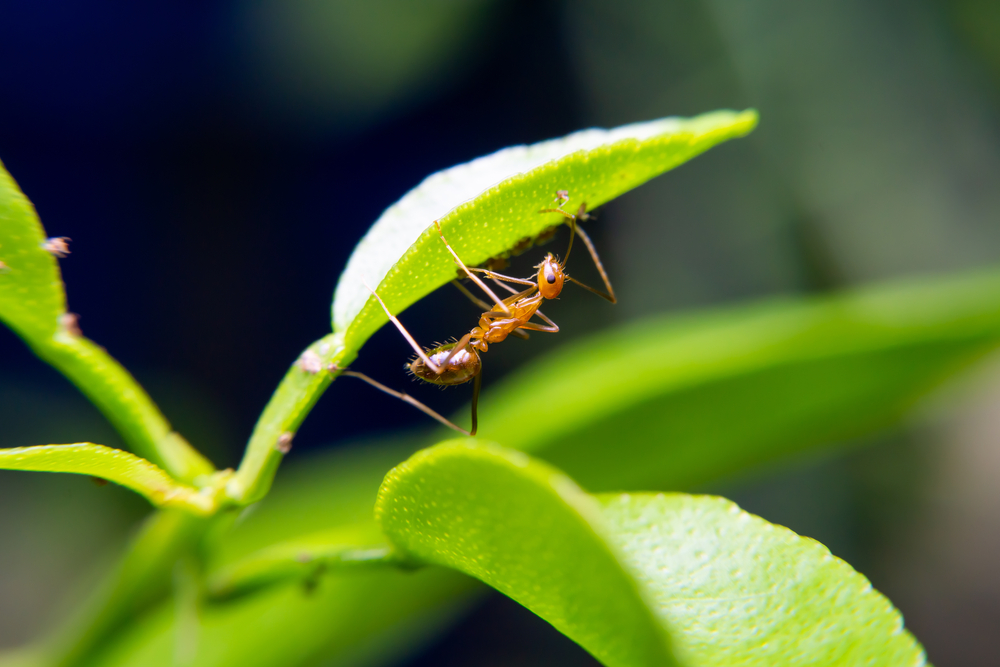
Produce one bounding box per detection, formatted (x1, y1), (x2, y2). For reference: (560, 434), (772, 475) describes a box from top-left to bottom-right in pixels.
(408, 342), (481, 386)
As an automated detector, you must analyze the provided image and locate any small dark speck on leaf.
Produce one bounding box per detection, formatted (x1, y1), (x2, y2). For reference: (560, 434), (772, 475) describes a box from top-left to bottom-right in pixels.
(90, 476), (109, 487)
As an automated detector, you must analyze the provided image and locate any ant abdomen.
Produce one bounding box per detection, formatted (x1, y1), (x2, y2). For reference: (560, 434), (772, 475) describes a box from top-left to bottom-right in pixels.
(408, 342), (481, 386)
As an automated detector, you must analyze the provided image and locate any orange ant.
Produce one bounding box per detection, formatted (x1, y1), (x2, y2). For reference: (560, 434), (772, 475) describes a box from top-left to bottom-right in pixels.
(342, 195), (616, 435)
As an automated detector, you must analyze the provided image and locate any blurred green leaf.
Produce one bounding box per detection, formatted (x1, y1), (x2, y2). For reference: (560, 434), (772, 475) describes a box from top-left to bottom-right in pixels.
(333, 109), (757, 357)
(474, 268), (1000, 491)
(205, 528), (398, 600)
(0, 160), (212, 482)
(0, 444), (215, 514)
(376, 441), (925, 667)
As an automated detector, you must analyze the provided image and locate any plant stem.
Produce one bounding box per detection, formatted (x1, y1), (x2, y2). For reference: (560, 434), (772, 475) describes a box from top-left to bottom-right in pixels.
(229, 332), (353, 505)
(31, 329), (214, 483)
(41, 509), (214, 667)
(206, 540), (402, 600)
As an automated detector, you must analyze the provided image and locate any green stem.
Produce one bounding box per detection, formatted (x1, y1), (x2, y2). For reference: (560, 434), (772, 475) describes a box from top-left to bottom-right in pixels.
(31, 328), (214, 483)
(41, 509), (214, 667)
(229, 333), (353, 505)
(207, 538), (402, 600)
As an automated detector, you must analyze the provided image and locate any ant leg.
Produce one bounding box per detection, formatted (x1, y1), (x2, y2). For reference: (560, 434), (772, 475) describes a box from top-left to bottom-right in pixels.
(434, 221), (512, 316)
(519, 320), (559, 333)
(469, 371), (482, 436)
(364, 283), (441, 374)
(566, 223), (616, 303)
(519, 308), (560, 334)
(466, 267), (536, 287)
(451, 280), (528, 339)
(340, 371), (471, 436)
(490, 277), (521, 295)
(452, 280), (493, 311)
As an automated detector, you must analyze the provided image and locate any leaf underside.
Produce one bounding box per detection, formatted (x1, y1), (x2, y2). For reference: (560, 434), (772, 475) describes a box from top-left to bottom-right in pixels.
(333, 109), (758, 358)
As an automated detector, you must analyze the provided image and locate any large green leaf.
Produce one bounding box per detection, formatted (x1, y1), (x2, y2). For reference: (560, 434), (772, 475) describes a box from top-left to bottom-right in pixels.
(376, 441), (926, 667)
(332, 109), (757, 357)
(473, 268), (1000, 491)
(0, 160), (212, 482)
(376, 440), (676, 667)
(598, 493), (924, 667)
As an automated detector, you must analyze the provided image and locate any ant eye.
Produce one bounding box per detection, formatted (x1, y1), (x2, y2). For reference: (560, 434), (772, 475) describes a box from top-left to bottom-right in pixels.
(545, 270), (556, 284)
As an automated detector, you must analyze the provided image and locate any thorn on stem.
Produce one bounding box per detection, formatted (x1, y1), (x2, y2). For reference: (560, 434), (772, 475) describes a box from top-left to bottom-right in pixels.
(60, 312), (82, 337)
(276, 432), (294, 454)
(296, 349), (323, 374)
(42, 237), (71, 258)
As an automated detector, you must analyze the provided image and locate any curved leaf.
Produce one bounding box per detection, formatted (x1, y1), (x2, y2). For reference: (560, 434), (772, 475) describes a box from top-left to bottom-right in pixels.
(376, 440), (678, 667)
(0, 158), (66, 340)
(333, 109), (757, 355)
(0, 444), (216, 514)
(376, 441), (925, 667)
(473, 268), (1000, 491)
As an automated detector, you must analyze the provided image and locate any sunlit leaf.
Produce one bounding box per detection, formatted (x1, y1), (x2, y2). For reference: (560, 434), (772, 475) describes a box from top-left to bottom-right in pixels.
(332, 109), (757, 357)
(376, 440), (677, 667)
(0, 444), (215, 515)
(0, 158), (66, 340)
(474, 268), (1000, 491)
(376, 441), (926, 667)
(599, 492), (925, 666)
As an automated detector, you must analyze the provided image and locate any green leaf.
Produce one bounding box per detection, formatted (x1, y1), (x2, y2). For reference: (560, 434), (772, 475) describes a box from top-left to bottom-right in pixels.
(0, 444), (217, 515)
(474, 267), (1000, 491)
(332, 109), (757, 356)
(232, 111), (757, 504)
(0, 158), (65, 340)
(598, 493), (925, 667)
(376, 441), (926, 667)
(0, 160), (213, 482)
(376, 440), (678, 667)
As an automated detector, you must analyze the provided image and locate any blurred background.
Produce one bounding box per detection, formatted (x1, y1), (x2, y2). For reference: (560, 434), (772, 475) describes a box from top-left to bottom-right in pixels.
(2, 1), (1000, 665)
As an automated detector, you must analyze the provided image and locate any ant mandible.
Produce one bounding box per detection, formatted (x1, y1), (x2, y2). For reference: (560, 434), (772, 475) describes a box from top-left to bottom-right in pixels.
(342, 193), (616, 435)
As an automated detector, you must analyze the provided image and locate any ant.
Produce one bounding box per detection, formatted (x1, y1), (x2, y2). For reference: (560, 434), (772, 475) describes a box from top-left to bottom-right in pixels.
(342, 194), (616, 435)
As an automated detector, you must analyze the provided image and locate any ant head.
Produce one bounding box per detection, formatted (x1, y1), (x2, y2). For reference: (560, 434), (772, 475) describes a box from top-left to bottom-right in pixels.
(536, 253), (565, 300)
